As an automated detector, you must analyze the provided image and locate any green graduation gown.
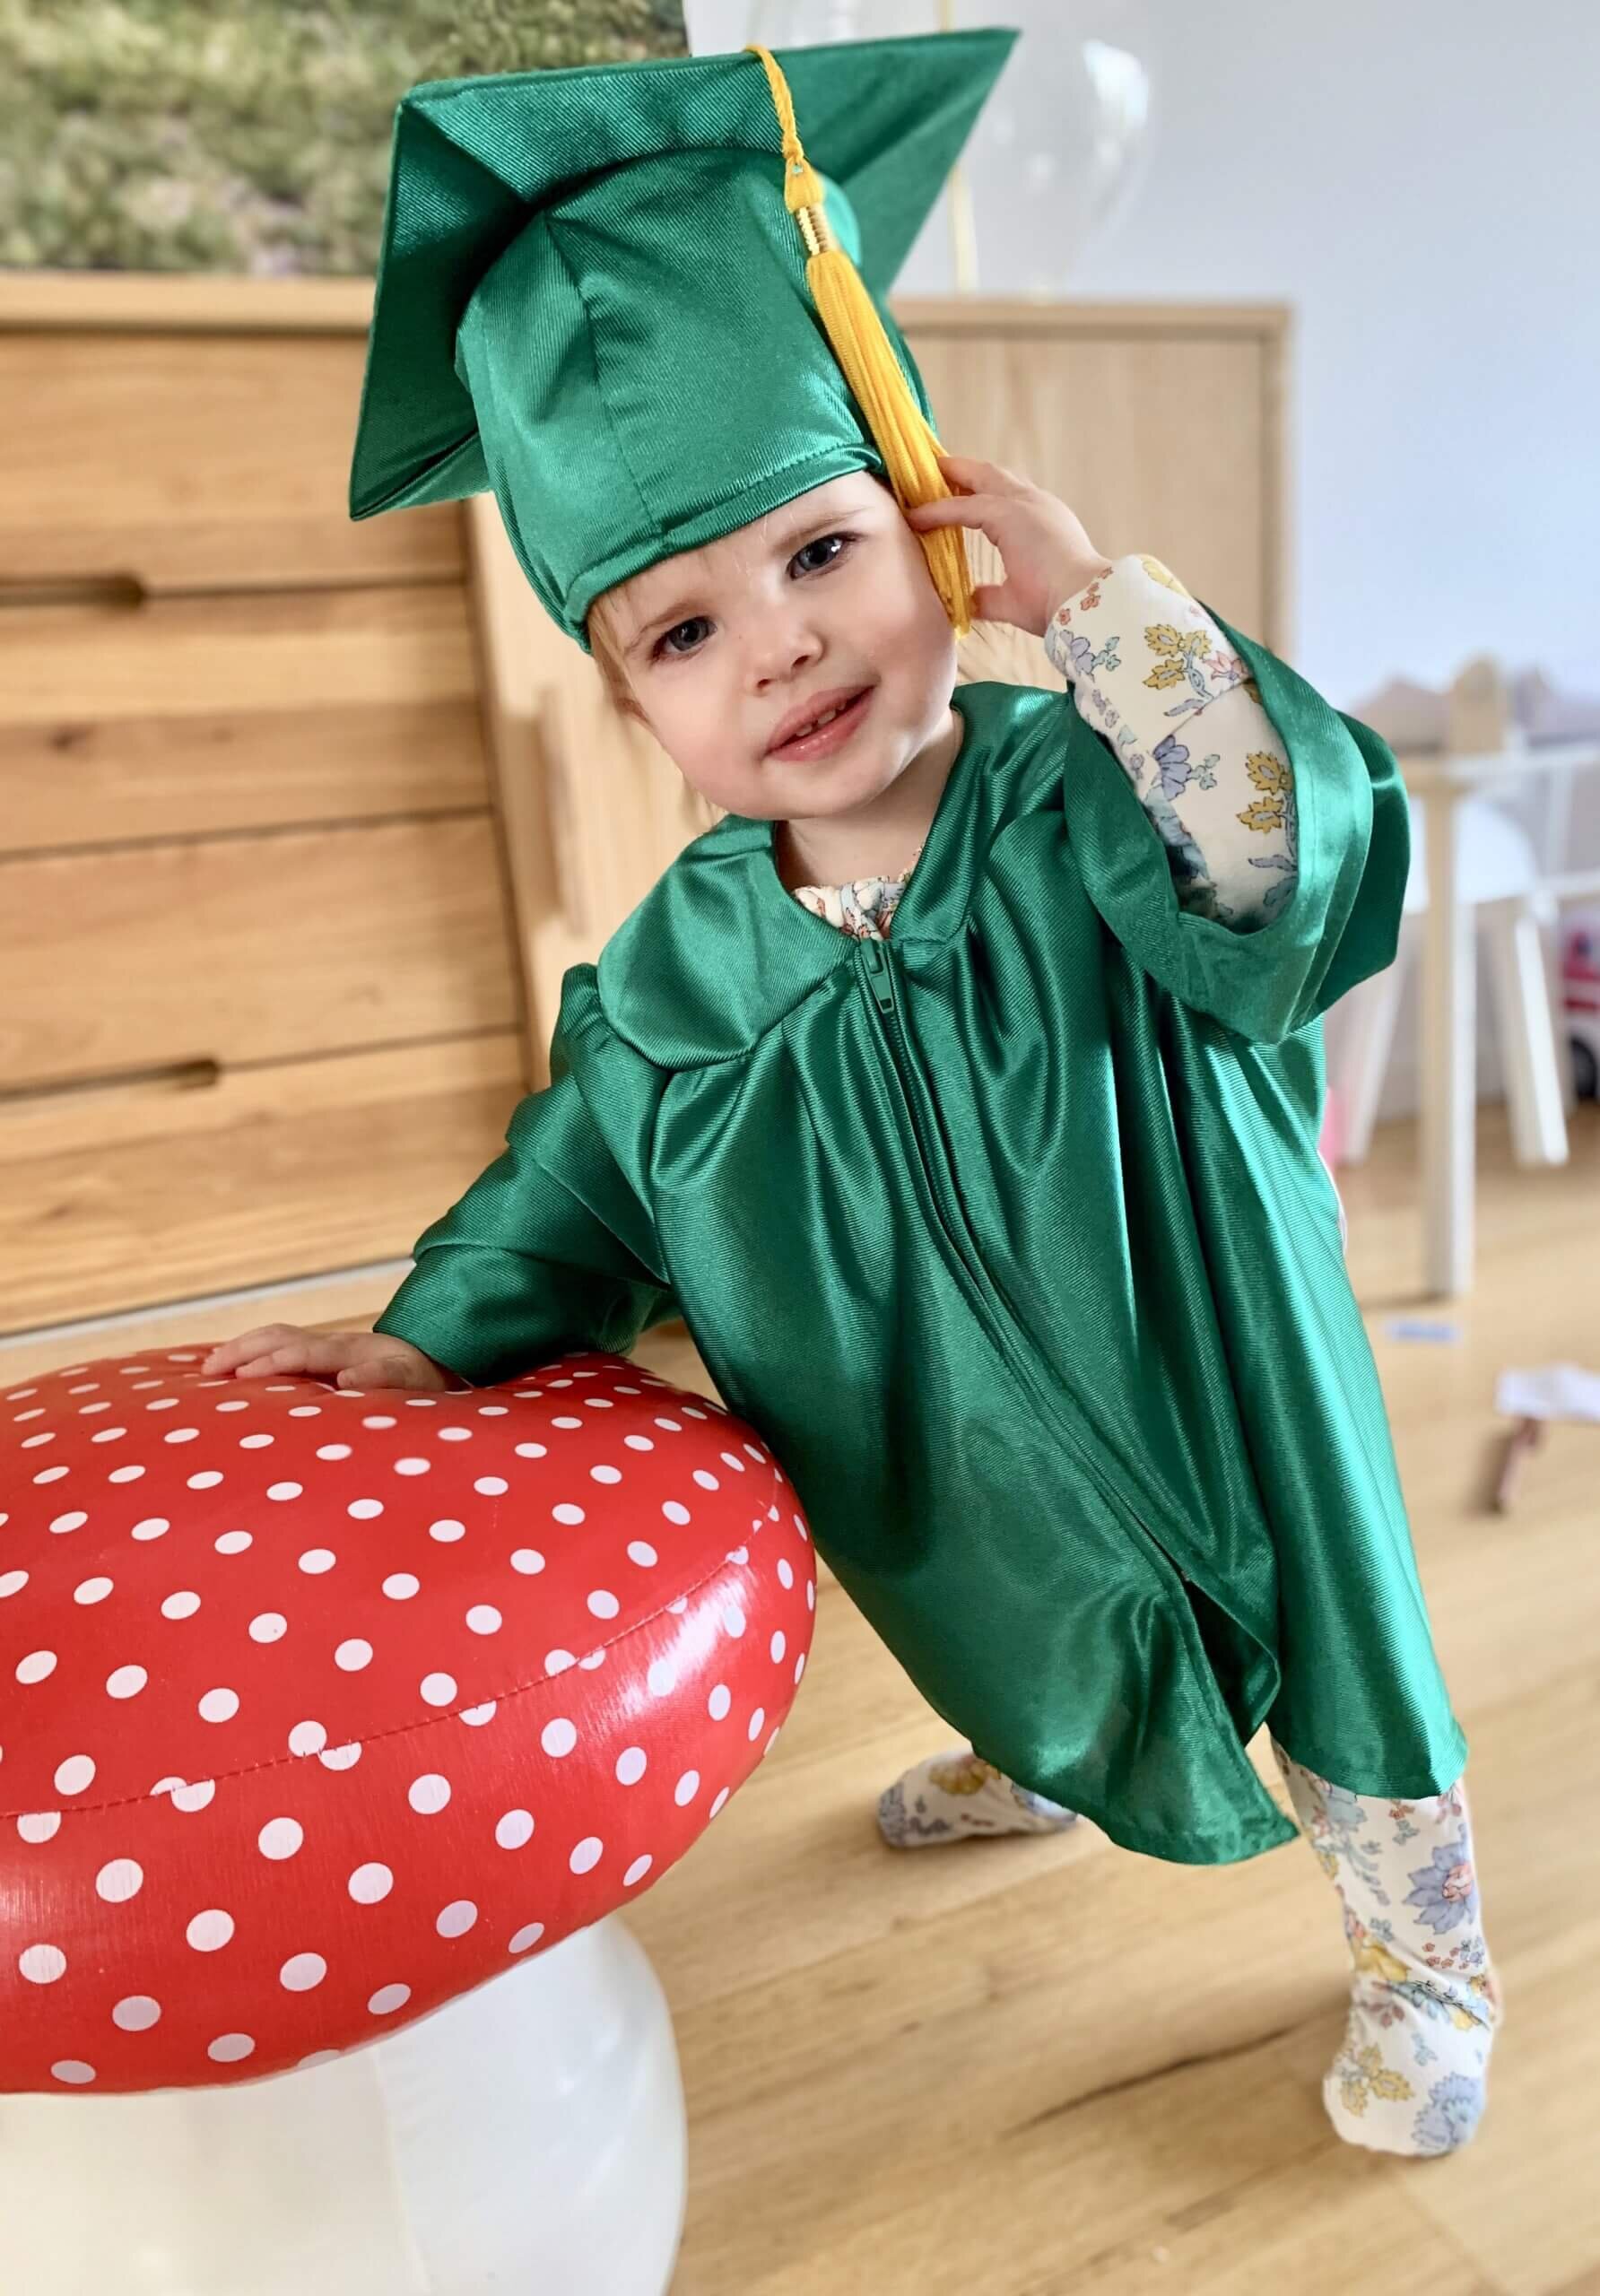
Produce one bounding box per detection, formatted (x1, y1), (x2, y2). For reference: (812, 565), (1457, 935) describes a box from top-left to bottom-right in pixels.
(375, 608), (1467, 1866)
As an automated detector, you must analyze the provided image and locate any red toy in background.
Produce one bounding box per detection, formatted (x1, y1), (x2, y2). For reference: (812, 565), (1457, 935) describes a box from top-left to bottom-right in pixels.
(1561, 909), (1600, 1100)
(0, 1346), (815, 2094)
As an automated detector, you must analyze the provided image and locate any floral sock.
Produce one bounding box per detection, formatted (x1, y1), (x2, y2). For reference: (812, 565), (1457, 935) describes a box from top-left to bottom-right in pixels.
(1272, 1740), (1501, 2156)
(876, 1746), (1078, 1848)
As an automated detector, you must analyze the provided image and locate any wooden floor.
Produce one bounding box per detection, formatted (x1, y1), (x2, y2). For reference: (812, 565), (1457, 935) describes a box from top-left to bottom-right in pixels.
(3, 1107), (1596, 2292)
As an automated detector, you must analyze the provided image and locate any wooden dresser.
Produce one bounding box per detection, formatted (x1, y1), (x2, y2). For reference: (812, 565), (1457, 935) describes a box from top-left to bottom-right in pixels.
(0, 274), (1289, 1375)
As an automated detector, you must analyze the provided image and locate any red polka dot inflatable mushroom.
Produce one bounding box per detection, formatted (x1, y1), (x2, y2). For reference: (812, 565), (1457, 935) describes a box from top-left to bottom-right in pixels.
(0, 1345), (815, 2291)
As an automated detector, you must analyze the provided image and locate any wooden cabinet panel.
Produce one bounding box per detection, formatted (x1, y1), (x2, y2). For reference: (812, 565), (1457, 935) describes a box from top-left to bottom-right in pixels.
(0, 1033), (525, 1334)
(0, 815), (519, 1091)
(900, 322), (1277, 641)
(0, 329), (459, 590)
(1, 585), (487, 852)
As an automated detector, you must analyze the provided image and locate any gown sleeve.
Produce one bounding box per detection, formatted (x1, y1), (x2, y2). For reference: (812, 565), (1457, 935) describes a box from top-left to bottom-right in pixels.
(371, 977), (679, 1387)
(1046, 554), (1408, 1045)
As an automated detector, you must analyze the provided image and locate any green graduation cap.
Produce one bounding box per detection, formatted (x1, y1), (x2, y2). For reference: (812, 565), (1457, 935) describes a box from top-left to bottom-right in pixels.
(347, 31), (1018, 648)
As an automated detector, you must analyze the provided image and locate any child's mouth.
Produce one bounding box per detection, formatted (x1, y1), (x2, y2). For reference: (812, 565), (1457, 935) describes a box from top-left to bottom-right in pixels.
(768, 686), (874, 762)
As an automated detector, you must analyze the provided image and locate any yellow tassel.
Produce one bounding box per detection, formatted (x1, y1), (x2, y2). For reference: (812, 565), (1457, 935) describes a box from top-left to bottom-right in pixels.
(746, 43), (974, 637)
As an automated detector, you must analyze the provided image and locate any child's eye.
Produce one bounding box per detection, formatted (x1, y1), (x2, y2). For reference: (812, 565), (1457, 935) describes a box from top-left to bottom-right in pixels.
(654, 616), (712, 660)
(791, 531), (855, 576)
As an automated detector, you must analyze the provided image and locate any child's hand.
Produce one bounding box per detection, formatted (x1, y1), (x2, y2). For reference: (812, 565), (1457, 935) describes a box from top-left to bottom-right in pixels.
(199, 1326), (455, 1391)
(906, 453), (1112, 638)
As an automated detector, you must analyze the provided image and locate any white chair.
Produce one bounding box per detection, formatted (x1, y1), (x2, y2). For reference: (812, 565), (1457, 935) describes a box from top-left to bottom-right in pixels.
(1331, 656), (1595, 1168)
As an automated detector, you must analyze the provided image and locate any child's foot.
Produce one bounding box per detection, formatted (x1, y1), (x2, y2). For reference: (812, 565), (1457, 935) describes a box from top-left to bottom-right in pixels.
(877, 1747), (1079, 1848)
(1272, 1743), (1501, 2158)
(1321, 1923), (1501, 2157)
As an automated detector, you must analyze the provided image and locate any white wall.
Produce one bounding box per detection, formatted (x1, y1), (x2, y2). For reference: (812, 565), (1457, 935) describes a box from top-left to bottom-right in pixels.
(688, 1), (1600, 1116)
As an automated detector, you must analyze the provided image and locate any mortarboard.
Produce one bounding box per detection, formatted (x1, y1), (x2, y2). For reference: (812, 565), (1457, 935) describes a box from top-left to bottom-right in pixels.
(347, 32), (1017, 648)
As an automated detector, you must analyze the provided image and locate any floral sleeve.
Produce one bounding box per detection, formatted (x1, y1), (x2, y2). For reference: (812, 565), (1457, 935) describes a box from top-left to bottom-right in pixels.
(1043, 553), (1299, 932)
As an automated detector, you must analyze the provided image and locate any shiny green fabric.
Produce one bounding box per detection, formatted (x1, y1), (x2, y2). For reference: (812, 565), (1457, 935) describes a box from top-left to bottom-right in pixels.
(374, 612), (1467, 1866)
(346, 33), (1013, 645)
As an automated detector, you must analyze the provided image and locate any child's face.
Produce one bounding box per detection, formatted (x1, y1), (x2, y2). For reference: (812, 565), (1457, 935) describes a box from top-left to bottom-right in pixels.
(592, 472), (959, 822)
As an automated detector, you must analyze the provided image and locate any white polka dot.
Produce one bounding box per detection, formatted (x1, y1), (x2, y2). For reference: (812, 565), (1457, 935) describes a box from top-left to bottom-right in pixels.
(348, 1862), (394, 1903)
(54, 1754), (95, 1796)
(420, 1672), (457, 1707)
(654, 1417), (683, 1433)
(198, 1688), (239, 1724)
(49, 1510), (88, 1535)
(709, 1684), (732, 1720)
(408, 1773), (451, 1815)
(748, 1706), (767, 1740)
(207, 2033), (255, 2064)
(51, 2061), (95, 2084)
(474, 1476), (509, 1498)
(186, 1909), (234, 1953)
(514, 1441), (547, 1459)
(298, 1549), (336, 1575)
(394, 1457), (430, 1477)
(647, 1659), (676, 1698)
(624, 1856), (654, 1887)
(578, 1648), (606, 1671)
(112, 1996), (161, 2031)
(674, 1770), (701, 1806)
(335, 1639), (373, 1672)
(0, 1570), (27, 1597)
(627, 1542), (658, 1568)
(95, 1857), (143, 1902)
(437, 1427), (473, 1443)
(266, 1483), (303, 1502)
(710, 1788), (731, 1817)
(162, 1591), (201, 1621)
(130, 1517), (169, 1541)
(429, 1519), (465, 1544)
(288, 1720), (326, 1756)
(437, 1900), (477, 1938)
(778, 1559), (795, 1588)
(541, 1718), (578, 1758)
(249, 1612), (287, 1643)
(495, 1809), (535, 1849)
(509, 1923), (545, 1954)
(347, 1499), (384, 1520)
(770, 1631), (787, 1663)
(17, 1813), (60, 1844)
(369, 1984), (411, 2016)
(624, 1435), (655, 1452)
(460, 1700), (497, 1726)
(106, 1465), (143, 1484)
(280, 1952), (326, 1993)
(35, 1466), (71, 1484)
(169, 1779), (215, 1813)
(19, 1944), (65, 1984)
(552, 1503), (586, 1526)
(615, 1747), (648, 1787)
(662, 1500), (691, 1526)
(465, 1605), (501, 1635)
(692, 1470), (720, 1491)
(510, 1549), (545, 1575)
(552, 1417), (583, 1431)
(16, 1650), (57, 1685)
(721, 1605), (747, 1639)
(587, 1589), (621, 1620)
(214, 1530), (252, 1554)
(361, 1414), (396, 1431)
(590, 1465), (622, 1486)
(570, 1838), (604, 1875)
(258, 1818), (302, 1861)
(795, 1651), (807, 1683)
(317, 1741), (361, 1772)
(383, 1573), (420, 1600)
(720, 1451), (748, 1473)
(545, 1649), (576, 1675)
(74, 1576), (113, 1605)
(315, 1444), (352, 1462)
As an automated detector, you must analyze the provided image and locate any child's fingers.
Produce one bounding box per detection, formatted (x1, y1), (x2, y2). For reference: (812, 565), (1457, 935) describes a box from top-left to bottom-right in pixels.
(906, 491), (1003, 539)
(935, 451), (1025, 495)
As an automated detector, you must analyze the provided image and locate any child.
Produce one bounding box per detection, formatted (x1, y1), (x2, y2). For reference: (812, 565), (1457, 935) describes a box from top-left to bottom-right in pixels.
(204, 35), (1497, 2157)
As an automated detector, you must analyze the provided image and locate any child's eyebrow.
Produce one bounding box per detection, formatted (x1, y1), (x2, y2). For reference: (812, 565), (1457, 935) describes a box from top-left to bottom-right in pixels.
(622, 503), (865, 659)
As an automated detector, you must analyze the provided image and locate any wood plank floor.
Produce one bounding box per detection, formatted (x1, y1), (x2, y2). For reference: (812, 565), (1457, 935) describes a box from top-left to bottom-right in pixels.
(2, 1105), (1594, 2291)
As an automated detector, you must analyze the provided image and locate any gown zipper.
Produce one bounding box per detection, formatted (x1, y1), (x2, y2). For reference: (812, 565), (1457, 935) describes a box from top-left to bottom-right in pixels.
(856, 935), (1195, 1591)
